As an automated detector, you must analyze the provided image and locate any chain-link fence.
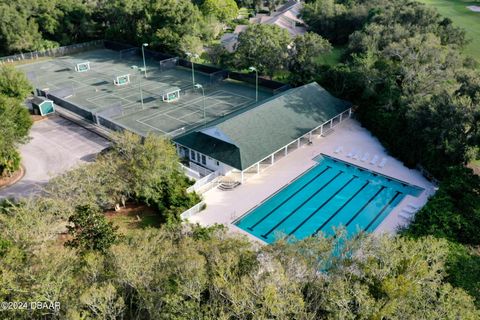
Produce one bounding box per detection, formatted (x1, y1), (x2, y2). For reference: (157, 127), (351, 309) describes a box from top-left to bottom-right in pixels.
(159, 57), (179, 72)
(0, 40), (104, 65)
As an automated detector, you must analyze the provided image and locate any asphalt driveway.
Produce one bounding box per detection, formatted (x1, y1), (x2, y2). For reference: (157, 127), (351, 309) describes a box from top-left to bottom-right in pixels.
(0, 116), (110, 199)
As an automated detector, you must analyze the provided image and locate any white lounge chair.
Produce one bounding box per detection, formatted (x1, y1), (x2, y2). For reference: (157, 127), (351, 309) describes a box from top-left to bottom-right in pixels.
(334, 146), (343, 154)
(353, 151), (361, 160)
(378, 158), (387, 168)
(399, 211), (413, 221)
(408, 203), (419, 210)
(370, 155), (379, 165)
(347, 149), (356, 158)
(402, 207), (417, 214)
(361, 152), (370, 162)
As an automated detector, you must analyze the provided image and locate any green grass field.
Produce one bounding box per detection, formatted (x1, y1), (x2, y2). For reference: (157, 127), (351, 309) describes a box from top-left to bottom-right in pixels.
(418, 0), (480, 59)
(107, 204), (161, 234)
(316, 46), (346, 66)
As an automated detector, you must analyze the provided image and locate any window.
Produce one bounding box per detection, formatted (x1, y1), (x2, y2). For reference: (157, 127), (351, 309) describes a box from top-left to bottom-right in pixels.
(201, 155), (206, 165)
(190, 150), (196, 161)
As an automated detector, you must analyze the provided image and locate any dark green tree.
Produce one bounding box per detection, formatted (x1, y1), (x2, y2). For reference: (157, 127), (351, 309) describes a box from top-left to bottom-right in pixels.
(0, 65), (33, 99)
(288, 32), (332, 85)
(0, 66), (32, 176)
(235, 24), (290, 78)
(405, 166), (480, 245)
(201, 0), (238, 23)
(66, 204), (119, 254)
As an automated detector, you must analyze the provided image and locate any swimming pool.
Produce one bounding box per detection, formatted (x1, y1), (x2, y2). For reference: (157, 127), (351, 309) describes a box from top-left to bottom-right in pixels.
(235, 155), (424, 243)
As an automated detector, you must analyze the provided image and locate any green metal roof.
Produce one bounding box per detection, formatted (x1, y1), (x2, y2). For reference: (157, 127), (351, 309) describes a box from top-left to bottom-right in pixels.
(174, 82), (351, 170)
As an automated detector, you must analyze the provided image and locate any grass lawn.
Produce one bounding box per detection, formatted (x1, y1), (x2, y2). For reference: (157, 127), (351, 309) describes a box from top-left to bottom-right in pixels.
(271, 45), (346, 82)
(56, 204), (161, 246)
(470, 158), (480, 175)
(106, 203), (161, 234)
(316, 46), (346, 66)
(418, 0), (480, 60)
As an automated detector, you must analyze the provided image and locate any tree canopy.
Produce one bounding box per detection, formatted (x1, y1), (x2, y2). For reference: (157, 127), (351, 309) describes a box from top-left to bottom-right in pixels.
(0, 66), (32, 176)
(313, 0), (479, 177)
(66, 204), (119, 254)
(44, 132), (200, 224)
(288, 32), (332, 85)
(1, 214), (479, 319)
(201, 0), (239, 23)
(235, 24), (291, 78)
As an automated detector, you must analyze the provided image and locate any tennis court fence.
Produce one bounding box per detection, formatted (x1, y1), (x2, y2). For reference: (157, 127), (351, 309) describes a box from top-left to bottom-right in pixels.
(1, 39), (288, 93)
(40, 87), (96, 122)
(97, 103), (124, 119)
(103, 41), (287, 92)
(38, 86), (145, 136)
(159, 57), (179, 72)
(119, 48), (139, 60)
(14, 40), (291, 138)
(0, 40), (104, 65)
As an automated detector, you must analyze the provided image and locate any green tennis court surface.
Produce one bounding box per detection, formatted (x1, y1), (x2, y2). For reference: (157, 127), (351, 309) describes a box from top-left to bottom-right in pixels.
(17, 49), (273, 136)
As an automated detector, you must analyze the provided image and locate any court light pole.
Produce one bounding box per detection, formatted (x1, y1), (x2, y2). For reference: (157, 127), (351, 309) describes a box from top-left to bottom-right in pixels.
(249, 66), (258, 102)
(186, 52), (199, 87)
(141, 43), (148, 78)
(194, 83), (206, 127)
(133, 65), (145, 109)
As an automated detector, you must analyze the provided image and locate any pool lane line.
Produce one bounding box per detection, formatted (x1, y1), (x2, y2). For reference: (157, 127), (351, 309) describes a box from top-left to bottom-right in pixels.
(344, 186), (387, 228)
(247, 166), (332, 231)
(363, 191), (402, 232)
(287, 175), (358, 236)
(261, 170), (344, 239)
(313, 180), (370, 236)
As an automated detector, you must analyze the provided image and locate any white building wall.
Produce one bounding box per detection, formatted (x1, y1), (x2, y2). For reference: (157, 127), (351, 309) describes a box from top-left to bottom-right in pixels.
(176, 143), (235, 176)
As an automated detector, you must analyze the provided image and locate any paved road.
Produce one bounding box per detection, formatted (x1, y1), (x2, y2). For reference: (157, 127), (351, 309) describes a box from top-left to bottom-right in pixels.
(0, 116), (110, 199)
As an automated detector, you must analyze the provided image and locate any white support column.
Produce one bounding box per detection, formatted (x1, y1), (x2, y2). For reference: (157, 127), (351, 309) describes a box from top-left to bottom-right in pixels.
(340, 113), (343, 122)
(257, 162), (260, 173)
(284, 146), (288, 156)
(320, 124), (323, 136)
(330, 119), (333, 128)
(309, 132), (312, 141)
(297, 138), (300, 148)
(349, 108), (352, 118)
(271, 154), (274, 164)
(241, 171), (244, 184)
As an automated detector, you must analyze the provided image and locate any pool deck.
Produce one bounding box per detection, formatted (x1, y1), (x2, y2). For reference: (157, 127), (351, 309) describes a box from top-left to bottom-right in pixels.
(187, 119), (436, 243)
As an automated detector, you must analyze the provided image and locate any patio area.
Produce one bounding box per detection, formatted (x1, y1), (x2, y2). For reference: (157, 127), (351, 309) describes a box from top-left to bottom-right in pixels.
(186, 118), (436, 242)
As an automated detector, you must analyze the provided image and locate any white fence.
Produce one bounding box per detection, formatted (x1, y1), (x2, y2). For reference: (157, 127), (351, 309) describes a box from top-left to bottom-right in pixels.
(187, 171), (220, 194)
(180, 201), (206, 220)
(181, 163), (201, 180)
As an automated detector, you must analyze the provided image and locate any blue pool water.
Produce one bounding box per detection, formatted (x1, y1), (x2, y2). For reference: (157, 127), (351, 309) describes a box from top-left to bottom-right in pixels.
(235, 155), (423, 243)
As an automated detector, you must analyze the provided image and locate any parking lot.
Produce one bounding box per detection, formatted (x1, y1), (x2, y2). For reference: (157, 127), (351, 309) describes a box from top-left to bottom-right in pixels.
(0, 116), (110, 199)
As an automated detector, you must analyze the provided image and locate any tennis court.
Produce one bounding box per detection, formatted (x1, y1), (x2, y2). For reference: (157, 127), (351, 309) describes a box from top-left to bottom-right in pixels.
(18, 48), (274, 136)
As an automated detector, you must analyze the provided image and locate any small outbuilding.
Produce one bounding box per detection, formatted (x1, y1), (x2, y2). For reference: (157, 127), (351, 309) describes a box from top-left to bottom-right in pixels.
(31, 96), (55, 116)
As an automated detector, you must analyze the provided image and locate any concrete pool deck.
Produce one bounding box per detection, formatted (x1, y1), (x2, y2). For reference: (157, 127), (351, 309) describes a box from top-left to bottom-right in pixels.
(187, 118), (436, 241)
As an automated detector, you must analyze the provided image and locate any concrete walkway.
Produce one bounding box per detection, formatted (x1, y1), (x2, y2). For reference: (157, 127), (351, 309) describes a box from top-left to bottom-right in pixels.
(188, 119), (435, 240)
(0, 116), (110, 199)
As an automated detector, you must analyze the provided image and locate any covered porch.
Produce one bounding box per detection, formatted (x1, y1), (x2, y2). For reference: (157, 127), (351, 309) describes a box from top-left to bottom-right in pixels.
(228, 108), (352, 183)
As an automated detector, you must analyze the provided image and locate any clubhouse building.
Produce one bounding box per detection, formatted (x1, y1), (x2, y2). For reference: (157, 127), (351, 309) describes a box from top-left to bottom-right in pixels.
(174, 82), (352, 182)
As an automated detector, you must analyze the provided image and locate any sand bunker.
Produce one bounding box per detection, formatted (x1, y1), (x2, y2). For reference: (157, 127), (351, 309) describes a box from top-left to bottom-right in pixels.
(467, 5), (480, 12)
